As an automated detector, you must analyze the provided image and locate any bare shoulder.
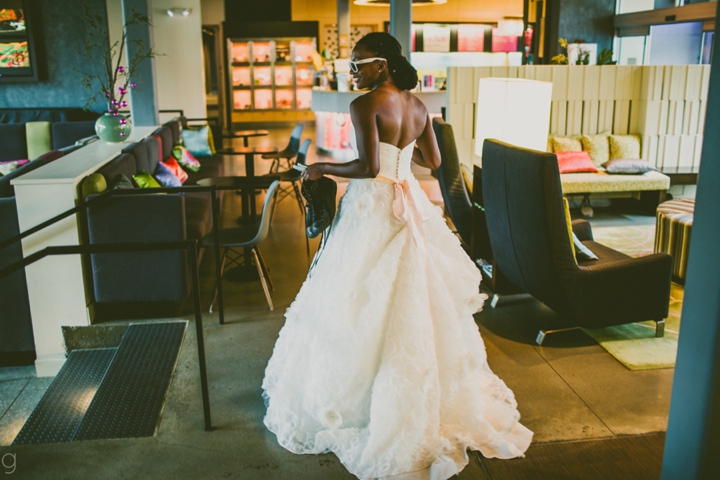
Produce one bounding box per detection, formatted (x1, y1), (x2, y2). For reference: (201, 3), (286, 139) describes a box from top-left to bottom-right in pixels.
(407, 92), (429, 116)
(351, 89), (388, 112)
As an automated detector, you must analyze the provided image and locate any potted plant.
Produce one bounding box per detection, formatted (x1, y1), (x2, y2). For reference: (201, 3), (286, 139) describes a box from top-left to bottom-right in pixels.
(551, 38), (616, 66)
(75, 4), (159, 142)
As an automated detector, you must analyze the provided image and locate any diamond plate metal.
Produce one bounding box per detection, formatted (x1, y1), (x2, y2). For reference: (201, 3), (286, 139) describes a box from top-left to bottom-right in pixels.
(73, 322), (187, 441)
(12, 348), (116, 445)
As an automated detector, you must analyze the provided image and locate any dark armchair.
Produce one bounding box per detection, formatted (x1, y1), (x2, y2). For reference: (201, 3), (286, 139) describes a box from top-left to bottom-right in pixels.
(481, 139), (673, 344)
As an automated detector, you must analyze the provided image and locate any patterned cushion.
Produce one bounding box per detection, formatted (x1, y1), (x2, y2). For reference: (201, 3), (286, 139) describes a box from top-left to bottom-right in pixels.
(602, 158), (657, 175)
(154, 161), (182, 187)
(573, 234), (598, 260)
(172, 145), (202, 173)
(460, 163), (473, 195)
(109, 173), (134, 190)
(0, 159), (30, 176)
(162, 157), (189, 184)
(81, 173), (107, 198)
(132, 170), (162, 189)
(552, 136), (583, 153)
(560, 171), (670, 194)
(582, 134), (610, 167)
(181, 125), (216, 157)
(609, 134), (641, 160)
(562, 197), (576, 259)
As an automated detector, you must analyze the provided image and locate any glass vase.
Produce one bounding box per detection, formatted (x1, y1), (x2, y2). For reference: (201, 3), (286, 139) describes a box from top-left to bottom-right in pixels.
(95, 113), (132, 143)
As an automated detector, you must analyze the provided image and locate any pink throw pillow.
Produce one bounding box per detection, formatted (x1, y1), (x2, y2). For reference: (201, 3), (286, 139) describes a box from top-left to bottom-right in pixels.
(151, 134), (164, 163)
(556, 151), (598, 174)
(162, 157), (189, 184)
(0, 159), (30, 176)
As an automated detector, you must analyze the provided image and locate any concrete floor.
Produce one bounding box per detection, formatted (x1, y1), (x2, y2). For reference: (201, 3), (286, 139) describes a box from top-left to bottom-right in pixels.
(0, 126), (674, 478)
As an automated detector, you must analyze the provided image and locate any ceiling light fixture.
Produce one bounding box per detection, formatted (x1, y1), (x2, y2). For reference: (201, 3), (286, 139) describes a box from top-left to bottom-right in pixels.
(354, 0), (447, 6)
(166, 8), (192, 17)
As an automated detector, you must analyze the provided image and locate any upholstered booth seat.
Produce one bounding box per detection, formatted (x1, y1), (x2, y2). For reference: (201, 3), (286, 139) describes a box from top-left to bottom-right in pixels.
(561, 170), (671, 194)
(51, 121), (97, 150)
(0, 123), (28, 162)
(1, 115), (99, 162)
(153, 119), (225, 184)
(85, 119), (221, 318)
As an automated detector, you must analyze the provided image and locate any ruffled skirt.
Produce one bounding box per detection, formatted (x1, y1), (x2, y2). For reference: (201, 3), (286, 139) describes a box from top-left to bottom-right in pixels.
(262, 176), (532, 479)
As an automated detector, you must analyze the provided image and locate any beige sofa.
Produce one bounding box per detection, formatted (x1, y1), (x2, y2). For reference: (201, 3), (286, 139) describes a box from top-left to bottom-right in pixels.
(551, 134), (671, 215)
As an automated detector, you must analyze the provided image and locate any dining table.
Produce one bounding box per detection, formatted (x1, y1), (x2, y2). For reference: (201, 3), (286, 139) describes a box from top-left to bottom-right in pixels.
(225, 130), (270, 147)
(215, 145), (279, 217)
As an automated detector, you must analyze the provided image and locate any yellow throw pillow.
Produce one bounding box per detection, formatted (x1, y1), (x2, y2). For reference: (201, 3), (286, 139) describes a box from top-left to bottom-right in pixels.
(81, 173), (107, 199)
(460, 164), (473, 195)
(552, 136), (583, 153)
(582, 134), (610, 167)
(563, 197), (576, 260)
(609, 134), (641, 160)
(133, 170), (162, 189)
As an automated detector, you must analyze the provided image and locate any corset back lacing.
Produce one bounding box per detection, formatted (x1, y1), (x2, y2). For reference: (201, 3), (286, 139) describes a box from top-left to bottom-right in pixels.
(375, 141), (429, 250)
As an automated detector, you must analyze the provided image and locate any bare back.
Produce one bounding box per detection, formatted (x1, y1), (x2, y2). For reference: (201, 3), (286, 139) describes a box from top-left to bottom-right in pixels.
(370, 87), (427, 148)
(350, 84), (441, 176)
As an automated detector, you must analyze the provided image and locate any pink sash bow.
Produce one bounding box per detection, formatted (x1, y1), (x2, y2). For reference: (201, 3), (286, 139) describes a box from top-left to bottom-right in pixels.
(377, 175), (429, 248)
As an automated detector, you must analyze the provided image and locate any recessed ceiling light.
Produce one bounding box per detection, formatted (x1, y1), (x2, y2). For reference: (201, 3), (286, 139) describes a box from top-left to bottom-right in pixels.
(166, 8), (192, 17)
(354, 0), (448, 6)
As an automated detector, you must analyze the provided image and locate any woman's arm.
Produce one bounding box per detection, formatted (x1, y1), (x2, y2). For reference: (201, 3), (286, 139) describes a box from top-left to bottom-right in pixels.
(412, 114), (442, 170)
(303, 96), (380, 181)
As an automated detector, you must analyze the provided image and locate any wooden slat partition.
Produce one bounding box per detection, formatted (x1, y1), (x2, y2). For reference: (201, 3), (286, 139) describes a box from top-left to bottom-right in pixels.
(447, 65), (710, 171)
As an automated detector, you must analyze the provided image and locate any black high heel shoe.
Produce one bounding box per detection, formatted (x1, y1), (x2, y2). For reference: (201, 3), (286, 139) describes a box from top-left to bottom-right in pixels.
(301, 176), (337, 238)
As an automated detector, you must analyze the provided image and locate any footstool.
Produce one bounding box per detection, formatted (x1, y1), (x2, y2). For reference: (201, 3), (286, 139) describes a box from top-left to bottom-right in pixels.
(654, 198), (695, 283)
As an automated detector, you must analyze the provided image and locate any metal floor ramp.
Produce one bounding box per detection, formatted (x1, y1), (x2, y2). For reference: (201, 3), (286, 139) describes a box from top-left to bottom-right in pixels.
(13, 321), (187, 445)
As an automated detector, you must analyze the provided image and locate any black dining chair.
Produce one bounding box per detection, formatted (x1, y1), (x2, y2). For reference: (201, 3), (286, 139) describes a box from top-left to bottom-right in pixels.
(202, 180), (280, 311)
(262, 123), (304, 173)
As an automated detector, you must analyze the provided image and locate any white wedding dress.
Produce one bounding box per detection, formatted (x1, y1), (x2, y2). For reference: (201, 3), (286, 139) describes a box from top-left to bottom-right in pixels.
(262, 141), (532, 480)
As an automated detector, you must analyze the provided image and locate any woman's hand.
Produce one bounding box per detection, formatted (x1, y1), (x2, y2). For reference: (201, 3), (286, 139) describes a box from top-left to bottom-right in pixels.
(303, 163), (325, 181)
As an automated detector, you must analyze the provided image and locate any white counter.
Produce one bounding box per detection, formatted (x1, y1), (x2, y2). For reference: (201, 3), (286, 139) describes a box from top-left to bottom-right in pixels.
(311, 90), (446, 160)
(12, 126), (158, 377)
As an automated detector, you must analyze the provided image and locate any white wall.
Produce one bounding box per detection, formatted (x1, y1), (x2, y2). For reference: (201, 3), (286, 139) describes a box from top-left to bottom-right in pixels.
(152, 0), (207, 118)
(617, 0), (655, 14)
(106, 0), (207, 120)
(106, 0), (129, 111)
(201, 0), (224, 24)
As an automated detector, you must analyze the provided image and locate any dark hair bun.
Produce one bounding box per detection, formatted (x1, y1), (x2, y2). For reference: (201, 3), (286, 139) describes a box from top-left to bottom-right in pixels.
(355, 32), (418, 91)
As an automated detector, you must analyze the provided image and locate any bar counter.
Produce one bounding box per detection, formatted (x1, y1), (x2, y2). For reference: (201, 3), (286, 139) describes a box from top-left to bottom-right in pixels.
(311, 90), (447, 160)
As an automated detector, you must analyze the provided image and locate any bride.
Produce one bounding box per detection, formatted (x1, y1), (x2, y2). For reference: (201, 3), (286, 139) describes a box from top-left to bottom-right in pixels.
(262, 32), (532, 480)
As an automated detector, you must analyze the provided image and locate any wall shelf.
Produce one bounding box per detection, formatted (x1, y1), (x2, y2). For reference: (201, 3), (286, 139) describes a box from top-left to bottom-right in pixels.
(227, 37), (317, 115)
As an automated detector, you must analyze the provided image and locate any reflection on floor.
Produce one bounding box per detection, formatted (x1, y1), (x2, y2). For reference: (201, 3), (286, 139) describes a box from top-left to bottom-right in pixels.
(0, 125), (675, 479)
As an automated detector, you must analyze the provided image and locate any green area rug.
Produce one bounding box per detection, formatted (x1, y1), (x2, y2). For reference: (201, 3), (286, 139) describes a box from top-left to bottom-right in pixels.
(583, 225), (683, 370)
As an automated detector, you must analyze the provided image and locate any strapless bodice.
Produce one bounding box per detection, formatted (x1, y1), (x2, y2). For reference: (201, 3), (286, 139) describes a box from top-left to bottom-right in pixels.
(377, 141), (415, 181)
